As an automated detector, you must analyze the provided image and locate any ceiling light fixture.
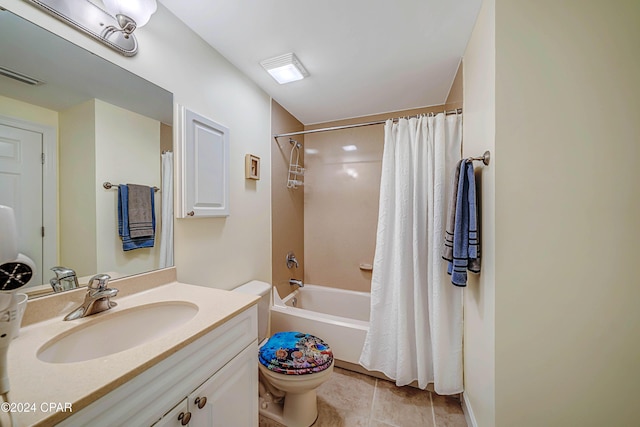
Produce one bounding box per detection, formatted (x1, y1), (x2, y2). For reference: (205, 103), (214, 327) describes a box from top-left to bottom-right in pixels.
(260, 53), (309, 84)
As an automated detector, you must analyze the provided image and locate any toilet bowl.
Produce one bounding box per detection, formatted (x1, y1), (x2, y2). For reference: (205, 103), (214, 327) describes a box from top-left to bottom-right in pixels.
(258, 331), (333, 427)
(233, 281), (333, 427)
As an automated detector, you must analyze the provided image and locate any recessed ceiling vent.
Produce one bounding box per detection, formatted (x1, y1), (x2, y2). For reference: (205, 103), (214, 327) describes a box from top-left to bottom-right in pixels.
(0, 66), (44, 85)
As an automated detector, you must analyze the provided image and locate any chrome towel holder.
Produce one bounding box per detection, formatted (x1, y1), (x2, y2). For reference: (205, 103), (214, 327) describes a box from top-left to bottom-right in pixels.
(103, 182), (160, 192)
(468, 150), (491, 166)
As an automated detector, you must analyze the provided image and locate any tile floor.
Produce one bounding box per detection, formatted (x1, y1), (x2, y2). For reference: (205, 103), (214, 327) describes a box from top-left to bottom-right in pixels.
(259, 367), (467, 427)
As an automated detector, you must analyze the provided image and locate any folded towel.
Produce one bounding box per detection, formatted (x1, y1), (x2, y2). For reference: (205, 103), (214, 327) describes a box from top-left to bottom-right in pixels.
(442, 159), (464, 262)
(446, 159), (480, 286)
(118, 185), (155, 251)
(127, 184), (154, 238)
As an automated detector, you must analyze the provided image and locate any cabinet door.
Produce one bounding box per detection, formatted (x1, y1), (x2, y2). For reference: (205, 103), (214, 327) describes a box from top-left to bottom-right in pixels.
(189, 341), (258, 427)
(152, 399), (191, 427)
(177, 106), (230, 218)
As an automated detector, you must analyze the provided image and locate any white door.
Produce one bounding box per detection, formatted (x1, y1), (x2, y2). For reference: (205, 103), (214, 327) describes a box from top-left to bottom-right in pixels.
(0, 123), (43, 286)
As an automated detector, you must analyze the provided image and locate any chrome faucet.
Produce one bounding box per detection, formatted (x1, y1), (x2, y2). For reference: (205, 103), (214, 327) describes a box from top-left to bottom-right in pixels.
(289, 278), (304, 288)
(50, 266), (79, 293)
(64, 274), (118, 321)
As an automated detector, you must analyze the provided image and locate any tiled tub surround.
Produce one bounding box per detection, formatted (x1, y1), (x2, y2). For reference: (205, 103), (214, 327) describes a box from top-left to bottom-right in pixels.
(6, 268), (259, 426)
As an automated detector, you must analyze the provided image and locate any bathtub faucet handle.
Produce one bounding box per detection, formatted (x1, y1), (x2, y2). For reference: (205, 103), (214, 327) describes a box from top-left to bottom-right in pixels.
(289, 279), (304, 288)
(286, 252), (299, 269)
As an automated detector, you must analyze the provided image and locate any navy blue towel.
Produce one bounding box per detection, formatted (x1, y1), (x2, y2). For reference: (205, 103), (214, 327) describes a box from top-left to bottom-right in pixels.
(118, 185), (155, 251)
(446, 159), (480, 286)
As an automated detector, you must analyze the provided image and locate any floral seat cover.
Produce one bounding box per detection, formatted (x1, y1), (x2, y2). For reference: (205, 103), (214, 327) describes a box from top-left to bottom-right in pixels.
(259, 331), (333, 375)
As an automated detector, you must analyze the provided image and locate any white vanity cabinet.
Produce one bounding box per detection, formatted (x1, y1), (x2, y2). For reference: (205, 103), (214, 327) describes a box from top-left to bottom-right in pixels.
(153, 399), (189, 427)
(57, 306), (258, 427)
(154, 342), (257, 427)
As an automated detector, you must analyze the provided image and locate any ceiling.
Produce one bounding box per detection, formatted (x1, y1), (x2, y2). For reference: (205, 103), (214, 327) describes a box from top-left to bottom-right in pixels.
(159, 0), (482, 125)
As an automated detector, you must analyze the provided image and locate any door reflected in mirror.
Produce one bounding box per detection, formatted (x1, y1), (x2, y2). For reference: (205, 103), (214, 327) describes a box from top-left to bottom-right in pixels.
(0, 10), (174, 297)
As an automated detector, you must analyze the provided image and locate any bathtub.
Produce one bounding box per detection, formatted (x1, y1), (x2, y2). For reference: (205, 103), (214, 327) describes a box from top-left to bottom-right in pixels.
(270, 284), (370, 365)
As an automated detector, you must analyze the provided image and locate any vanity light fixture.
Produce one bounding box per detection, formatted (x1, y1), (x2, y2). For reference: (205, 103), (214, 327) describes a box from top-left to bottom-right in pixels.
(26, 0), (157, 56)
(260, 53), (309, 84)
(102, 0), (157, 36)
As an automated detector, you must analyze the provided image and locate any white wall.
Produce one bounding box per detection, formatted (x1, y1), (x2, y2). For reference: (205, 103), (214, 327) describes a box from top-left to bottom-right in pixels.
(1, 1), (273, 290)
(461, 0), (495, 425)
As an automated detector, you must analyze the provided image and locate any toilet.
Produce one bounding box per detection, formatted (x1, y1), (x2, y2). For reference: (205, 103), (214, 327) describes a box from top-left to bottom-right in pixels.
(234, 281), (333, 427)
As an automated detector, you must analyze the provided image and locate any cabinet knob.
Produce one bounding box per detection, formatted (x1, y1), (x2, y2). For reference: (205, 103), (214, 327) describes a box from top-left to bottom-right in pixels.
(195, 396), (207, 409)
(187, 211), (195, 217)
(178, 411), (191, 425)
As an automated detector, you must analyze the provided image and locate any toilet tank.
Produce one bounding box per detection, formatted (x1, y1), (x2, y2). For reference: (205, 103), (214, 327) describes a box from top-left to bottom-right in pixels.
(233, 280), (272, 342)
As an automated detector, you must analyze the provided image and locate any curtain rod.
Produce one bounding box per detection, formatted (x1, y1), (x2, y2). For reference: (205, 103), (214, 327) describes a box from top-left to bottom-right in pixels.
(273, 108), (462, 138)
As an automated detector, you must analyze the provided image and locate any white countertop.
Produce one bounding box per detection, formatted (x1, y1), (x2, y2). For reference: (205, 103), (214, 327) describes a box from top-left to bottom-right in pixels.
(4, 270), (258, 426)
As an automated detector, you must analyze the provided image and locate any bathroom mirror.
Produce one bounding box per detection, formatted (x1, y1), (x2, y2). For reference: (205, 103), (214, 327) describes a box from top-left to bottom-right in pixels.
(0, 10), (173, 297)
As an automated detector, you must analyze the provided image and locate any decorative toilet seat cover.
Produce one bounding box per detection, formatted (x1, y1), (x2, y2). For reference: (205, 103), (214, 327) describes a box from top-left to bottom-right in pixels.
(259, 331), (333, 375)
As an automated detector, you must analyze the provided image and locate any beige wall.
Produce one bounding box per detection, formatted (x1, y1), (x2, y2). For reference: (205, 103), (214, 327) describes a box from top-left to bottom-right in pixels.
(461, 0), (496, 425)
(58, 100), (97, 277)
(0, 95), (59, 128)
(94, 99), (161, 276)
(445, 63), (463, 110)
(1, 1), (273, 291)
(303, 105), (448, 292)
(494, 1), (640, 425)
(160, 123), (172, 154)
(463, 0), (640, 425)
(271, 100), (304, 299)
(58, 100), (161, 277)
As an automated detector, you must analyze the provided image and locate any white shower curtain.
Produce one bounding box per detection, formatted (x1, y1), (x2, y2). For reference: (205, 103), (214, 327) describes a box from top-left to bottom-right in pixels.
(359, 113), (463, 394)
(159, 151), (174, 268)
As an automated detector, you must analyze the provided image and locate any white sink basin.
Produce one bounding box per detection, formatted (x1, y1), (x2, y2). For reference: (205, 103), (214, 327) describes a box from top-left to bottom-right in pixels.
(37, 301), (199, 364)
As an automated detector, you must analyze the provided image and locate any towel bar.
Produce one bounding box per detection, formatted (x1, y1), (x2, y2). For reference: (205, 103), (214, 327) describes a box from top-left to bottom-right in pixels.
(103, 182), (160, 192)
(468, 150), (490, 166)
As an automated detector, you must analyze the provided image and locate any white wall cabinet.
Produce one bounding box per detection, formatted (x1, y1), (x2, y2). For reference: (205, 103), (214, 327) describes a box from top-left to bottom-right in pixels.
(176, 105), (230, 218)
(58, 307), (257, 427)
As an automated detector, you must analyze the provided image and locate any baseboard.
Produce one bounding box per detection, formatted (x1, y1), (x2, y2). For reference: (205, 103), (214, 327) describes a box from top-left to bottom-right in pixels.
(462, 393), (478, 427)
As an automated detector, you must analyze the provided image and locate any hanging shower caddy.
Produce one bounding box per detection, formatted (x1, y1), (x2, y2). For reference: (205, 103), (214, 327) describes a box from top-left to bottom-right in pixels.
(287, 138), (304, 189)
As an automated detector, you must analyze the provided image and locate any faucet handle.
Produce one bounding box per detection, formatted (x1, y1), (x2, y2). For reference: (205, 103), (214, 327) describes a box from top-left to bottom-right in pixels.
(51, 266), (76, 279)
(50, 278), (63, 293)
(286, 252), (299, 269)
(87, 274), (111, 291)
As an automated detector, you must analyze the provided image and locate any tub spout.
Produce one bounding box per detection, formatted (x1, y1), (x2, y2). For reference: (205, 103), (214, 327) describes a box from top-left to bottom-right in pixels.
(289, 279), (303, 288)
